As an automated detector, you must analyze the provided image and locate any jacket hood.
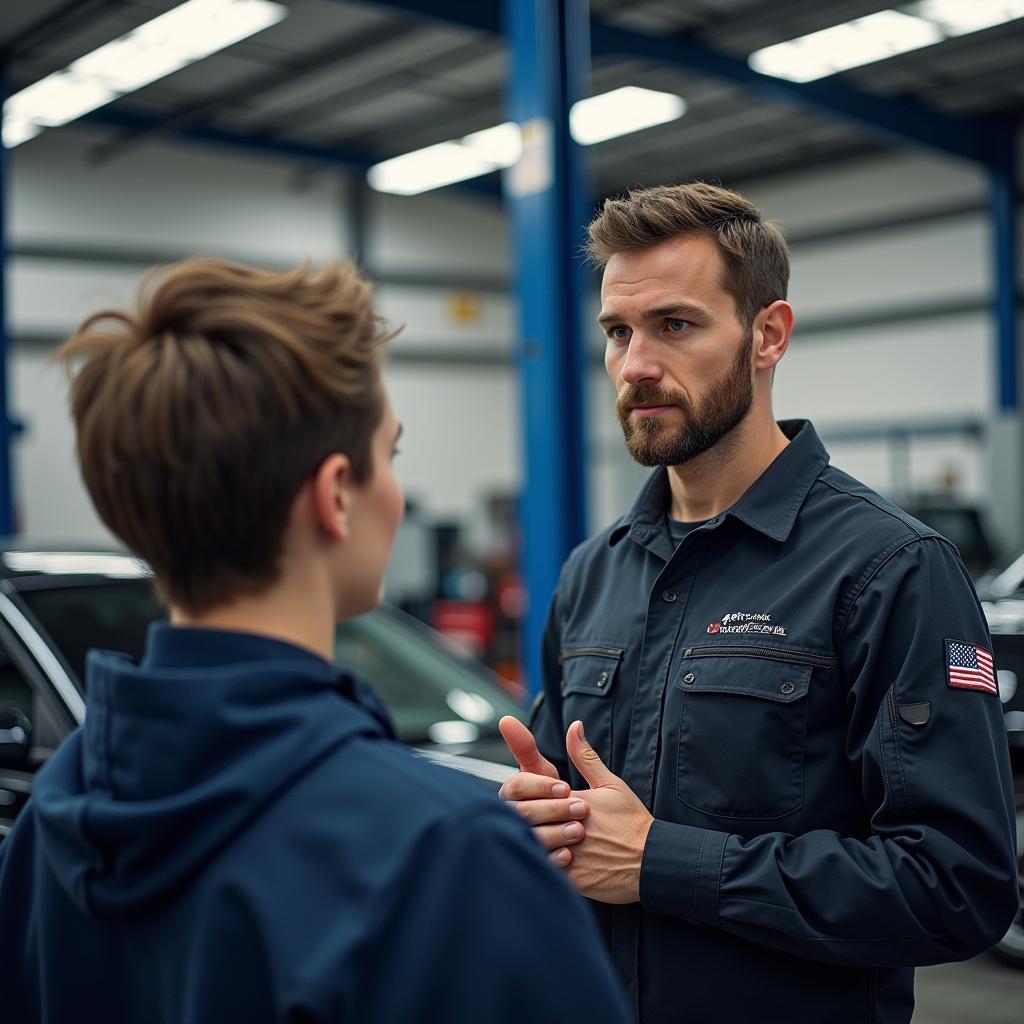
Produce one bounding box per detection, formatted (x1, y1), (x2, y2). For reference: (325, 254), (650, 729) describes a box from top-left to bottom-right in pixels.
(31, 624), (391, 919)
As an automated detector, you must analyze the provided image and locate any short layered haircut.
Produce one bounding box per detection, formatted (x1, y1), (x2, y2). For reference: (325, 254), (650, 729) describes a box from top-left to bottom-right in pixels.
(59, 259), (393, 613)
(586, 181), (790, 327)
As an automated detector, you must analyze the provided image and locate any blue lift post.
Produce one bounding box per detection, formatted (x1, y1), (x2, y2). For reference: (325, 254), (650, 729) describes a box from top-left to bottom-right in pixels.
(0, 73), (16, 537)
(504, 0), (591, 695)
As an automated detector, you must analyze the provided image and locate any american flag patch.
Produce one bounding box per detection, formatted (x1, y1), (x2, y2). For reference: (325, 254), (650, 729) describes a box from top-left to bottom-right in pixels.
(945, 639), (997, 695)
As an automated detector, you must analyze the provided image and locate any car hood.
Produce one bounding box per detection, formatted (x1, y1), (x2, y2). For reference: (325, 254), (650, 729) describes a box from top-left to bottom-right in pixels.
(30, 627), (395, 919)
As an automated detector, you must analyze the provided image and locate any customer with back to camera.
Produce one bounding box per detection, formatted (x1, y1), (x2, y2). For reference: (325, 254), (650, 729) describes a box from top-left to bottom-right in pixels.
(0, 259), (631, 1023)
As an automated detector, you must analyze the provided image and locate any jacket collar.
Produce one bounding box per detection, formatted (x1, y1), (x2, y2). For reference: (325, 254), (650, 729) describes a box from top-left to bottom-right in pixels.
(610, 420), (829, 548)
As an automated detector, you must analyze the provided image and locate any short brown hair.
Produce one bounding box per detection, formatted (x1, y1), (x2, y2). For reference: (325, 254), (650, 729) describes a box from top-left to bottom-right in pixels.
(586, 182), (790, 327)
(58, 259), (393, 613)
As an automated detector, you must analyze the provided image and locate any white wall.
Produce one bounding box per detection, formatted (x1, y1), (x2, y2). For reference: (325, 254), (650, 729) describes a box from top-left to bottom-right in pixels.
(6, 127), (517, 544)
(5, 128), (1022, 554)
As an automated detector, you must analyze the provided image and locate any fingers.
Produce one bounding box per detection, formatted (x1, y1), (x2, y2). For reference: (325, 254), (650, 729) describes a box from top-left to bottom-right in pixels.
(532, 820), (586, 851)
(509, 796), (588, 827)
(498, 716), (559, 778)
(549, 847), (572, 869)
(498, 771), (569, 802)
(564, 720), (616, 789)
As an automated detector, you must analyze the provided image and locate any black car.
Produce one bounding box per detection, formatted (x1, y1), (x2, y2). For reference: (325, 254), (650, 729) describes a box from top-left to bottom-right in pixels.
(974, 552), (1024, 968)
(0, 546), (518, 839)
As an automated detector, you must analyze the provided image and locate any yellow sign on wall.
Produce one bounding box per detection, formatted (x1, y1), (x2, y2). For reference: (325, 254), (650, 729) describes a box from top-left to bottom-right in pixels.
(447, 293), (482, 325)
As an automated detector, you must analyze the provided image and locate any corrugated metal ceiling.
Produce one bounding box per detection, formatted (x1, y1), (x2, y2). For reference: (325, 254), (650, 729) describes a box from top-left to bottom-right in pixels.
(2, 0), (1021, 192)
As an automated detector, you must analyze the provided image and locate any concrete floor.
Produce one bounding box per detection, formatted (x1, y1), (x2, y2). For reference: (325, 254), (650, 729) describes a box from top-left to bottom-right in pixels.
(914, 955), (1022, 1023)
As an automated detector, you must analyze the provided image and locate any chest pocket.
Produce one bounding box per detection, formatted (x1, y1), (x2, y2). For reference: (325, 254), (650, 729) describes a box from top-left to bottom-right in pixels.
(560, 645), (624, 766)
(674, 646), (830, 819)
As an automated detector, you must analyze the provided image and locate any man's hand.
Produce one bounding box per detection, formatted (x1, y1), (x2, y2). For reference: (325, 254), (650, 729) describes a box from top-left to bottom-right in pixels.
(498, 716), (588, 868)
(563, 720), (654, 905)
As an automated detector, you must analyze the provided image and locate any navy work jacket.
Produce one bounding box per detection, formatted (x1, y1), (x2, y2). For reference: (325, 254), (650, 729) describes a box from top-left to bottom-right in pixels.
(532, 420), (1018, 1024)
(0, 625), (630, 1023)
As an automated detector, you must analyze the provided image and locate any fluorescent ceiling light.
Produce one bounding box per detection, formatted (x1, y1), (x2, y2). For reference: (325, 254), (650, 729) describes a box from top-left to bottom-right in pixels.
(749, 11), (940, 82)
(570, 86), (687, 145)
(368, 140), (502, 196)
(461, 122), (523, 166)
(369, 86), (685, 196)
(2, 119), (42, 149)
(749, 1), (1024, 82)
(3, 0), (286, 148)
(913, 0), (1024, 34)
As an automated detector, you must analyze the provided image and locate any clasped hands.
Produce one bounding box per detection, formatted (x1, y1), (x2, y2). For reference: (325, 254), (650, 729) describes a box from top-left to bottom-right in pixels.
(497, 716), (654, 905)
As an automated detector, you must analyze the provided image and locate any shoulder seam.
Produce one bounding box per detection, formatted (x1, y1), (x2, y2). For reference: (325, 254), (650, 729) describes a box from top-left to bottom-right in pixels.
(834, 535), (958, 649)
(818, 474), (932, 538)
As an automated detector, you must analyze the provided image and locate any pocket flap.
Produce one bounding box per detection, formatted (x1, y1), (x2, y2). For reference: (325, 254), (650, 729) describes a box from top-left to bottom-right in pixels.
(676, 654), (811, 703)
(560, 645), (623, 697)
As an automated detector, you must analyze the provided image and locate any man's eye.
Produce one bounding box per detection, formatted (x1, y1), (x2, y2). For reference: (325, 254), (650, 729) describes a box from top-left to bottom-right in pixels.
(607, 326), (630, 341)
(667, 318), (690, 333)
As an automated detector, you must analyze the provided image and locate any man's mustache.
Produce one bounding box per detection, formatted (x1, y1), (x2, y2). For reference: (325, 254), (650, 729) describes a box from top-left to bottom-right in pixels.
(616, 386), (686, 416)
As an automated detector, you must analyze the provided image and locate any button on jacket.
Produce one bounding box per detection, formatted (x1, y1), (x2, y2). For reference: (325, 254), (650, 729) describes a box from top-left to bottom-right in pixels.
(532, 420), (1018, 1024)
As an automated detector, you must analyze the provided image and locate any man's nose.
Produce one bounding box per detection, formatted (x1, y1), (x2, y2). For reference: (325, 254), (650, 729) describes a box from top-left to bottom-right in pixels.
(619, 335), (663, 386)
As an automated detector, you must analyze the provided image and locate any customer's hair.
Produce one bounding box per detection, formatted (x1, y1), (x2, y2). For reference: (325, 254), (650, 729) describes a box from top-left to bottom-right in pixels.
(586, 182), (790, 327)
(58, 258), (393, 613)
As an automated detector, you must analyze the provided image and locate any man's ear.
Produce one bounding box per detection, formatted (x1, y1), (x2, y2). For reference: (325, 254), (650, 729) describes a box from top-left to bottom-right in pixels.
(753, 300), (794, 372)
(311, 453), (353, 543)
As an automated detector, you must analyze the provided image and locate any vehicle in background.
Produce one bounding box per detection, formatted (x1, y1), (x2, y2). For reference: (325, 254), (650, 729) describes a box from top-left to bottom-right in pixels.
(974, 550), (1024, 968)
(0, 547), (518, 841)
(903, 498), (998, 578)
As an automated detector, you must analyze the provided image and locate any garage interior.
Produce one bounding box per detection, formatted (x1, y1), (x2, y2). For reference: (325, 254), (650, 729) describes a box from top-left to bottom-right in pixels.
(0, 1), (1022, 1017)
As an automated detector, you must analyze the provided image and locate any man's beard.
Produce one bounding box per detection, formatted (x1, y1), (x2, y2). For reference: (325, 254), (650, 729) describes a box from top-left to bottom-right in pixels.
(616, 331), (754, 468)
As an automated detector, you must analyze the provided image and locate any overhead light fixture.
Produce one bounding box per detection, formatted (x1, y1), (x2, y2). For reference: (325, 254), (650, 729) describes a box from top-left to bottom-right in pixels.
(569, 86), (687, 145)
(3, 0), (287, 148)
(2, 119), (42, 149)
(914, 0), (1024, 34)
(368, 86), (685, 196)
(749, 0), (1024, 82)
(368, 139), (504, 196)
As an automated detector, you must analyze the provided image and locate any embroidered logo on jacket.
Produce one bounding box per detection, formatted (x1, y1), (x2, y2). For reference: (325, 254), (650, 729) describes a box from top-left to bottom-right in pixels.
(707, 612), (786, 637)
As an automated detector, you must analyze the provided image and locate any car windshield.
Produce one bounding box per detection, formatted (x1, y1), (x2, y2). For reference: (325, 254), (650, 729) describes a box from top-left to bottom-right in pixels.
(976, 549), (1024, 599)
(16, 578), (523, 744)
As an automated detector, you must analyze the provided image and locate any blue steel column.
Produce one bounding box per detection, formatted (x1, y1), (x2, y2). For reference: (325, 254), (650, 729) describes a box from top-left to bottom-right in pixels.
(504, 0), (590, 695)
(990, 118), (1019, 412)
(0, 74), (15, 535)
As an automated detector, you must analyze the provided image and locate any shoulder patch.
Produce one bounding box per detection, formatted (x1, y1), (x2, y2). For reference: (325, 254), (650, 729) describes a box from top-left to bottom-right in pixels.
(945, 638), (998, 695)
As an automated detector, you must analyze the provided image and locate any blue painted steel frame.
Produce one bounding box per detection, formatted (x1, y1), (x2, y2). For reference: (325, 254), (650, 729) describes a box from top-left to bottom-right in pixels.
(504, 0), (590, 694)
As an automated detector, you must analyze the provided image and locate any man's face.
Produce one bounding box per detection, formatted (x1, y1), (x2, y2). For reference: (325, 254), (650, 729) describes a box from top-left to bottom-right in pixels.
(599, 233), (755, 468)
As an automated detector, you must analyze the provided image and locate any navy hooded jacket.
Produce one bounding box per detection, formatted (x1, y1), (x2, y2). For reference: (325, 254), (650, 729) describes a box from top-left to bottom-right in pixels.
(0, 624), (630, 1023)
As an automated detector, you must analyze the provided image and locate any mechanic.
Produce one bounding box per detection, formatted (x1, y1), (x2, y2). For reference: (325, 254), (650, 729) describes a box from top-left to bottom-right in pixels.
(0, 259), (630, 1024)
(498, 182), (1019, 1024)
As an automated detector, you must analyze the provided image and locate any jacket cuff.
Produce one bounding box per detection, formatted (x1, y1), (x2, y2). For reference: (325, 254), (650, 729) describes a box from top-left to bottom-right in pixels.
(639, 818), (726, 926)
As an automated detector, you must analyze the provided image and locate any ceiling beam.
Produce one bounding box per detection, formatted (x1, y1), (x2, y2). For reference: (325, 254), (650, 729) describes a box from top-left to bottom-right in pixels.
(364, 0), (995, 165)
(0, 0), (129, 61)
(587, 20), (991, 164)
(87, 18), (419, 164)
(79, 103), (501, 197)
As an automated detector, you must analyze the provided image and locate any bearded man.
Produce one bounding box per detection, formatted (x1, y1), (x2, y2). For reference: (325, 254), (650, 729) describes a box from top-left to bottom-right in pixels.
(498, 182), (1018, 1024)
